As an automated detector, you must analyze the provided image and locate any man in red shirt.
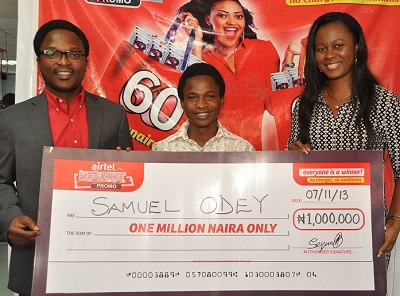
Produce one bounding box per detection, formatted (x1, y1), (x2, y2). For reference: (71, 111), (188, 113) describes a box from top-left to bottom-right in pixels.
(0, 20), (132, 296)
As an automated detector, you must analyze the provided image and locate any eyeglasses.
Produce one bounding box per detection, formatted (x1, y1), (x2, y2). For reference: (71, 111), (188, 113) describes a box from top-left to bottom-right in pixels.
(39, 49), (86, 62)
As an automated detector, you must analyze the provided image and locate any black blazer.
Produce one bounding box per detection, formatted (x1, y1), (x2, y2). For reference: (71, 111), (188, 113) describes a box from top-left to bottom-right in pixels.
(0, 91), (132, 294)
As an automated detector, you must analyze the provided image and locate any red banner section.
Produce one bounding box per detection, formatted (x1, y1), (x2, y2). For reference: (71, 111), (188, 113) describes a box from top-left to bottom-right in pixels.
(38, 0), (398, 204)
(38, 0), (400, 151)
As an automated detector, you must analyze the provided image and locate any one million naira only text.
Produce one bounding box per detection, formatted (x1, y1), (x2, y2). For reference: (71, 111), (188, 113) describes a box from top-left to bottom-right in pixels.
(91, 194), (279, 234)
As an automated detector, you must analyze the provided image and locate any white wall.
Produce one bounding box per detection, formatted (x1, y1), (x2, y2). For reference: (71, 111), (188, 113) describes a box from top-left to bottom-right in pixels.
(15, 0), (38, 103)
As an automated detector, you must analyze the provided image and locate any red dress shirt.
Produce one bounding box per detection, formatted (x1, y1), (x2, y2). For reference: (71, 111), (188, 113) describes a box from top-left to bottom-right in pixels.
(45, 88), (89, 148)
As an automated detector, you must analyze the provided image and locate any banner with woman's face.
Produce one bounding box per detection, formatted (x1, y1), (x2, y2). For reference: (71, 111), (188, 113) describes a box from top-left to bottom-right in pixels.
(37, 0), (400, 152)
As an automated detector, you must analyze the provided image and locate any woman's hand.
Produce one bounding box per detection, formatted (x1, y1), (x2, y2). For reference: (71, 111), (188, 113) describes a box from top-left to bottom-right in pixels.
(288, 140), (311, 154)
(378, 179), (400, 257)
(178, 12), (203, 41)
(282, 37), (307, 86)
(378, 219), (400, 257)
(178, 12), (204, 59)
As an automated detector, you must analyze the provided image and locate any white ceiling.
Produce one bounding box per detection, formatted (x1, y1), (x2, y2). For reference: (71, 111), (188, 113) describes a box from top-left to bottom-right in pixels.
(0, 0), (18, 74)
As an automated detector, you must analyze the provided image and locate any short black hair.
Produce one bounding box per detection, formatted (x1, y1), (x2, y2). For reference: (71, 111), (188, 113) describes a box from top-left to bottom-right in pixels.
(177, 63), (225, 100)
(33, 19), (90, 57)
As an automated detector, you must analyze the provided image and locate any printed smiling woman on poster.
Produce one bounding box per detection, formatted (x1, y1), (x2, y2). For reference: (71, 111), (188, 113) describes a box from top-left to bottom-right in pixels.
(176, 0), (281, 151)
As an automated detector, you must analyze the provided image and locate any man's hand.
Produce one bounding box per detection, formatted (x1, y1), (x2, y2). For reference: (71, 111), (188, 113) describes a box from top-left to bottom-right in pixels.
(7, 215), (40, 245)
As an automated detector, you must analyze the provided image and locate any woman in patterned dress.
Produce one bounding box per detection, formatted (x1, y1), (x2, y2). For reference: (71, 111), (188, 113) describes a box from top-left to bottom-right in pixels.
(287, 12), (400, 292)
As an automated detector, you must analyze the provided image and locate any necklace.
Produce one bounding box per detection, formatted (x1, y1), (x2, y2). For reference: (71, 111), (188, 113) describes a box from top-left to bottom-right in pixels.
(325, 87), (352, 110)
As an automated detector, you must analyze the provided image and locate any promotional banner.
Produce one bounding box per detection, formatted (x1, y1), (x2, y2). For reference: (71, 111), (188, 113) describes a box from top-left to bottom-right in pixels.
(32, 148), (386, 295)
(37, 0), (400, 152)
(35, 0), (400, 205)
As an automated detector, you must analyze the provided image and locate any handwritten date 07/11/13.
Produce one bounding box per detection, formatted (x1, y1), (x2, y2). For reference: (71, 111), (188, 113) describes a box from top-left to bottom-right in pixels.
(304, 189), (349, 202)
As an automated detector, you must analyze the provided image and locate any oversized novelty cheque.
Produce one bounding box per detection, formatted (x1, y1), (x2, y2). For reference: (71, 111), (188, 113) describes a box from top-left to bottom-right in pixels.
(32, 149), (386, 295)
